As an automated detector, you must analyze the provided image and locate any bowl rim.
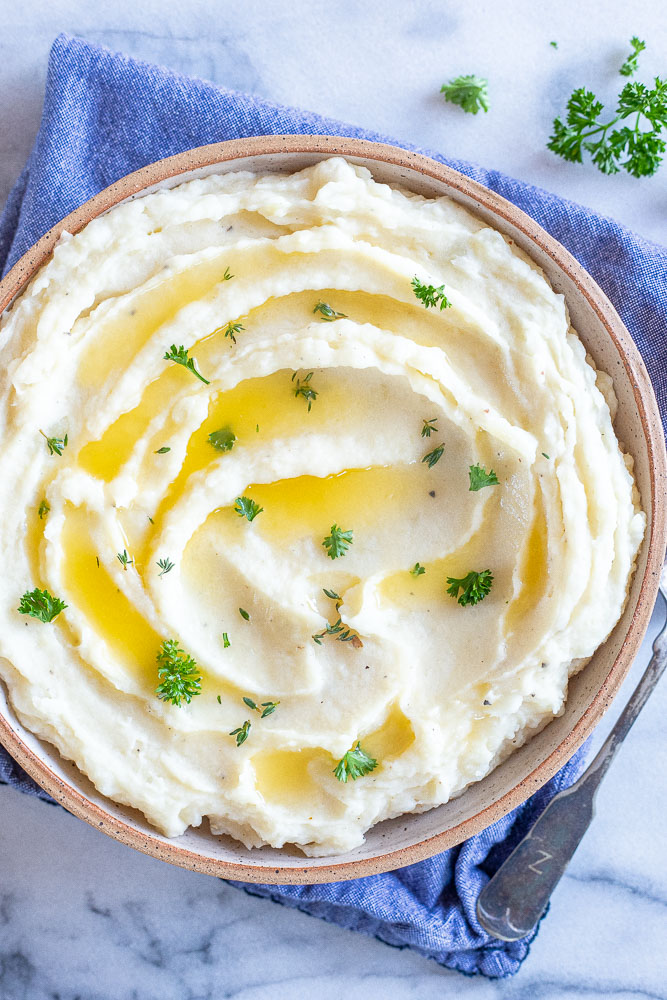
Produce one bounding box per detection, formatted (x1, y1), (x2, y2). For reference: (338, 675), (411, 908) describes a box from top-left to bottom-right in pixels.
(0, 134), (665, 884)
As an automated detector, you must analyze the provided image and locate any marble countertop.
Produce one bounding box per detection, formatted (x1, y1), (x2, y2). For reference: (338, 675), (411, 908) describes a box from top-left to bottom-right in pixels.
(1, 1), (666, 997)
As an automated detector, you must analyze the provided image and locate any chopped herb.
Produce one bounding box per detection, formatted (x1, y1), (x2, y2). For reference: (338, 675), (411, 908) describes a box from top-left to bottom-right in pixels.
(234, 496), (264, 521)
(239, 607), (250, 621)
(96, 556), (100, 568)
(550, 40), (558, 49)
(410, 562), (426, 577)
(620, 36), (646, 77)
(157, 557), (174, 576)
(40, 430), (68, 456)
(548, 77), (667, 177)
(223, 321), (244, 345)
(18, 587), (67, 623)
(217, 694), (222, 704)
(147, 515), (155, 525)
(333, 742), (378, 783)
(155, 446), (171, 454)
(422, 443), (445, 468)
(542, 452), (551, 459)
(155, 639), (202, 707)
(256, 424), (259, 433)
(312, 618), (360, 645)
(323, 523), (353, 559)
(208, 427), (236, 452)
(446, 569), (494, 606)
(323, 588), (342, 601)
(37, 499), (50, 519)
(163, 344), (210, 384)
(222, 632), (231, 648)
(229, 720), (251, 747)
(292, 371), (318, 412)
(313, 301), (347, 322)
(222, 266), (233, 281)
(411, 277), (451, 311)
(440, 74), (490, 114)
(468, 463), (499, 491)
(242, 696), (280, 718)
(421, 417), (438, 438)
(117, 549), (132, 571)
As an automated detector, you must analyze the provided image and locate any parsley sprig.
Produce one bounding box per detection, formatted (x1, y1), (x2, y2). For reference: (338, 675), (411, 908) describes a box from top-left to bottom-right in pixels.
(40, 430), (68, 456)
(323, 524), (353, 559)
(313, 301), (347, 321)
(234, 496), (264, 521)
(468, 463), (499, 491)
(440, 75), (489, 115)
(410, 563), (426, 577)
(163, 344), (210, 384)
(155, 639), (202, 707)
(548, 77), (667, 177)
(333, 742), (378, 783)
(292, 371), (318, 411)
(411, 277), (451, 311)
(446, 569), (494, 606)
(620, 36), (646, 77)
(18, 587), (67, 623)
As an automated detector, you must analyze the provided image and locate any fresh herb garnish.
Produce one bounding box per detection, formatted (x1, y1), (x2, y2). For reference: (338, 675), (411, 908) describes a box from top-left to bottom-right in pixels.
(422, 443), (445, 468)
(410, 562), (426, 577)
(323, 588), (342, 601)
(312, 618), (361, 645)
(155, 446), (171, 454)
(18, 587), (67, 623)
(411, 277), (451, 311)
(117, 549), (132, 571)
(550, 41), (558, 49)
(242, 696), (280, 719)
(38, 499), (50, 519)
(40, 430), (68, 456)
(620, 36), (646, 77)
(548, 77), (667, 177)
(292, 371), (318, 412)
(222, 632), (231, 648)
(313, 301), (347, 322)
(155, 639), (202, 707)
(542, 452), (551, 459)
(333, 742), (378, 783)
(208, 427), (236, 452)
(217, 694), (222, 704)
(446, 569), (494, 606)
(440, 74), (490, 114)
(468, 463), (499, 491)
(421, 417), (438, 438)
(239, 607), (250, 621)
(229, 720), (251, 746)
(323, 524), (353, 559)
(223, 321), (244, 345)
(157, 557), (174, 576)
(222, 267), (233, 281)
(234, 496), (264, 521)
(163, 344), (210, 384)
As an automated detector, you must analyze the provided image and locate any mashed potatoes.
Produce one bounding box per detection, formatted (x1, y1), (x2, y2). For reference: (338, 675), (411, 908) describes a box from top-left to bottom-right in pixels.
(0, 158), (645, 855)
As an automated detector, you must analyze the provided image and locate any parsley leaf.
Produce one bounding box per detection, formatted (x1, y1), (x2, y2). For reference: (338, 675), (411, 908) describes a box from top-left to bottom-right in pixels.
(446, 569), (494, 606)
(163, 344), (210, 384)
(155, 446), (171, 454)
(313, 301), (347, 321)
(18, 587), (67, 623)
(410, 562), (426, 577)
(422, 443), (445, 468)
(117, 549), (132, 570)
(333, 742), (378, 783)
(223, 321), (244, 345)
(38, 499), (50, 519)
(421, 417), (438, 438)
(468, 463), (499, 491)
(40, 430), (68, 456)
(620, 36), (646, 77)
(157, 557), (174, 576)
(208, 427), (236, 452)
(550, 41), (558, 50)
(323, 524), (353, 559)
(239, 607), (250, 621)
(548, 78), (667, 177)
(229, 720), (251, 746)
(234, 496), (264, 521)
(411, 277), (451, 310)
(155, 639), (202, 707)
(440, 74), (490, 114)
(292, 371), (318, 412)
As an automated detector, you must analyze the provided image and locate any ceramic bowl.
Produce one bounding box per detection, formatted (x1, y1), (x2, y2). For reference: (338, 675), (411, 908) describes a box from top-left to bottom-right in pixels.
(0, 136), (665, 884)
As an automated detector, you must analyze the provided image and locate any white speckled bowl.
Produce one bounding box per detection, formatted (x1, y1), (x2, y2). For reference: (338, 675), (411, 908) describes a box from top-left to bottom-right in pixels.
(0, 136), (665, 883)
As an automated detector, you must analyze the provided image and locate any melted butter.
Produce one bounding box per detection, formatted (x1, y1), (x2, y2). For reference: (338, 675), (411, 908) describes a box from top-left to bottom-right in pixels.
(504, 504), (548, 635)
(362, 704), (414, 763)
(59, 505), (163, 683)
(252, 748), (329, 806)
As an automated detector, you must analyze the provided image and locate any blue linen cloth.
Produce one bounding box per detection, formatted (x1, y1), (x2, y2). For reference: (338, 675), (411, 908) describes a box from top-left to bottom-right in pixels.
(0, 33), (664, 979)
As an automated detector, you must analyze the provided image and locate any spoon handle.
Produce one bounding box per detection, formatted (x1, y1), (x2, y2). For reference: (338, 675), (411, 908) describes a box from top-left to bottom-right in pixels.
(477, 589), (667, 941)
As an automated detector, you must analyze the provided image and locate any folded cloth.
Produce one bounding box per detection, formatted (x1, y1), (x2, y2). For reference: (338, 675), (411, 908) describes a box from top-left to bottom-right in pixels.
(0, 33), (664, 980)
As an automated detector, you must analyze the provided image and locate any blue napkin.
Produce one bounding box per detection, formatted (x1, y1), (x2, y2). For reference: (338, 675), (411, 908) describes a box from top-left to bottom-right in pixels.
(0, 34), (664, 980)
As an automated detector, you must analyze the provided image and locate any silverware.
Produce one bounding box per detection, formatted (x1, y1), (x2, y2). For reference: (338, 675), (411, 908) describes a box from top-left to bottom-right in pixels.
(476, 563), (667, 941)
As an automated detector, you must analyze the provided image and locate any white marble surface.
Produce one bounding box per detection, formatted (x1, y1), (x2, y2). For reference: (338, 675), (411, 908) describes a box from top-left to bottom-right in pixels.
(1, 1), (666, 996)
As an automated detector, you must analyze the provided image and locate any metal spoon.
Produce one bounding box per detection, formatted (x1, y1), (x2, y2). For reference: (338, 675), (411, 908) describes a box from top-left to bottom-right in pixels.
(476, 565), (667, 941)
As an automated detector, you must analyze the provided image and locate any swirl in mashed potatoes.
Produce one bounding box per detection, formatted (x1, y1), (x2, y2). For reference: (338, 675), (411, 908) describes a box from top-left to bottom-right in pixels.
(0, 158), (645, 855)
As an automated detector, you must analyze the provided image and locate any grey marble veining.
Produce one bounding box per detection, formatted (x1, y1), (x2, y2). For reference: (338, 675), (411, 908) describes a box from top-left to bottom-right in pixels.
(1, 1), (666, 997)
